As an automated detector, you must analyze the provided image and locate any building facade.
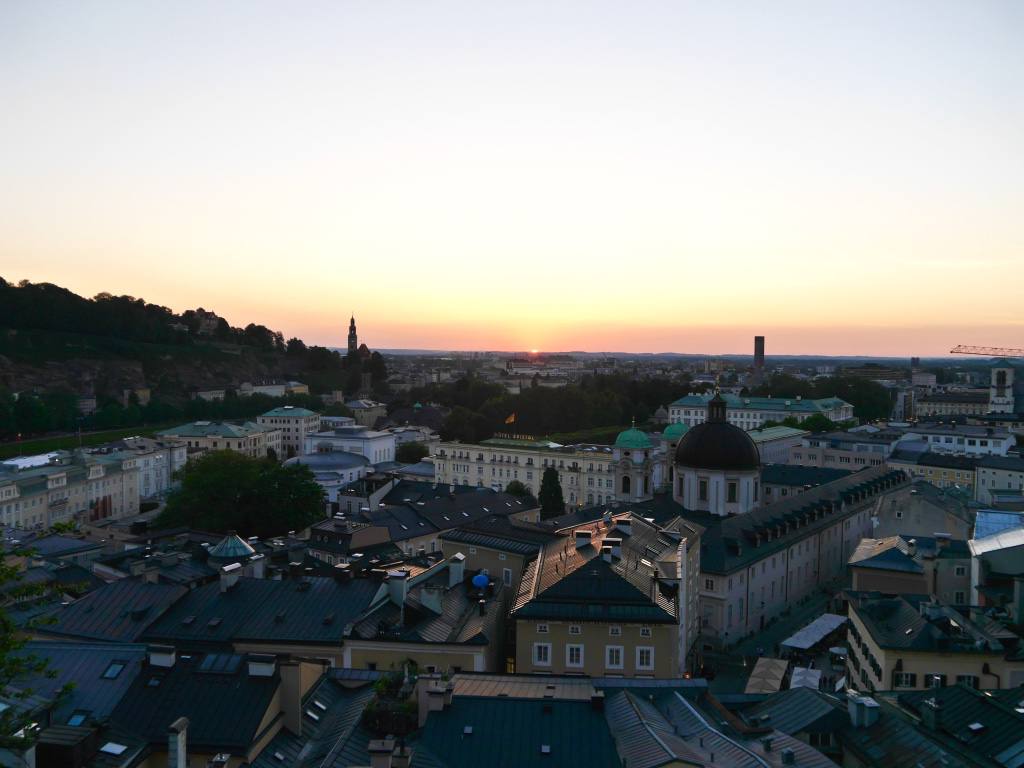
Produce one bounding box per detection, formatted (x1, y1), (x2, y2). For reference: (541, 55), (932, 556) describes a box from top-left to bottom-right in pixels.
(669, 393), (853, 430)
(304, 425), (396, 465)
(257, 406), (321, 458)
(157, 421), (283, 459)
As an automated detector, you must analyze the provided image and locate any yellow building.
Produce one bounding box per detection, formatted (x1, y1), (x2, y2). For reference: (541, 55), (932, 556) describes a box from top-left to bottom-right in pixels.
(846, 592), (1024, 692)
(512, 513), (701, 678)
(156, 420), (283, 460)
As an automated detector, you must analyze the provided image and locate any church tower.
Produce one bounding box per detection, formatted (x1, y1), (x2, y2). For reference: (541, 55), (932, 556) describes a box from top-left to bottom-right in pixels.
(347, 315), (358, 354)
(990, 360), (1015, 414)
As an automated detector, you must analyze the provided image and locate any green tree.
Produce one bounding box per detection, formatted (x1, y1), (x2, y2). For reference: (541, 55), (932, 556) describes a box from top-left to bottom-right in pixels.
(538, 467), (565, 519)
(396, 442), (429, 464)
(157, 452), (325, 537)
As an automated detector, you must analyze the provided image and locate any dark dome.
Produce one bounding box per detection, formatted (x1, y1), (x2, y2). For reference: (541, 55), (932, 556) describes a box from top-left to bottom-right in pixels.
(673, 393), (760, 471)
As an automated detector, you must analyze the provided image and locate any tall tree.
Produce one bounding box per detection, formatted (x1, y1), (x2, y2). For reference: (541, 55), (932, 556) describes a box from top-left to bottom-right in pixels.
(538, 467), (565, 519)
(157, 451), (325, 537)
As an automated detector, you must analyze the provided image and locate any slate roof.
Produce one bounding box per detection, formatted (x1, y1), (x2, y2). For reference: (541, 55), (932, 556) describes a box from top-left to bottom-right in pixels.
(144, 576), (380, 647)
(513, 516), (681, 623)
(412, 697), (620, 768)
(109, 652), (280, 752)
(849, 538), (924, 574)
(605, 690), (704, 768)
(260, 406), (319, 418)
(687, 468), (908, 574)
(890, 450), (979, 471)
(838, 697), (969, 768)
(761, 464), (854, 488)
(37, 579), (188, 642)
(250, 678), (375, 768)
(439, 515), (556, 556)
(742, 687), (847, 734)
(25, 534), (102, 558)
(898, 684), (1024, 768)
(15, 641), (147, 724)
(848, 592), (1013, 654)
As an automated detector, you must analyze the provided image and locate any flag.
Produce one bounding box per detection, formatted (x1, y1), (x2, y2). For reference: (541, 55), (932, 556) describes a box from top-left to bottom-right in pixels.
(505, 413), (516, 425)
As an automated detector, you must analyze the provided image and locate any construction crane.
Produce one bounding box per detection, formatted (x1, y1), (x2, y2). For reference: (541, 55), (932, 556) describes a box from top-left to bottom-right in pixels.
(950, 345), (1024, 358)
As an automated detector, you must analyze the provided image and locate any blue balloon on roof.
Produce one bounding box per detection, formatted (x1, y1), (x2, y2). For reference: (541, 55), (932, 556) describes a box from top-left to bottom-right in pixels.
(471, 573), (489, 589)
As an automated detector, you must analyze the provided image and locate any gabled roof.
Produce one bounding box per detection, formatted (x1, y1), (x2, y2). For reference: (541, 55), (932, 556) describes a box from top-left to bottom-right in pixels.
(849, 538), (923, 574)
(260, 406), (319, 418)
(38, 579), (188, 642)
(605, 690), (704, 768)
(761, 464), (853, 488)
(742, 687), (846, 735)
(439, 515), (556, 556)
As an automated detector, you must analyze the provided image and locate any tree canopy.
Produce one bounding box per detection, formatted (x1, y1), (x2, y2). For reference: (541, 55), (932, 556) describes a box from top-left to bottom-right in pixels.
(538, 467), (565, 519)
(156, 451), (325, 537)
(396, 441), (430, 464)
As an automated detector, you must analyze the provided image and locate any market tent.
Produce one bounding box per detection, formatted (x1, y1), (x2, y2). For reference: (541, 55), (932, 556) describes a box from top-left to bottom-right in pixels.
(744, 657), (789, 694)
(790, 667), (822, 690)
(780, 614), (847, 651)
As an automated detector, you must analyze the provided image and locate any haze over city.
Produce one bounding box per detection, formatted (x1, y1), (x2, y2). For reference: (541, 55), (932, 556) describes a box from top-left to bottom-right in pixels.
(3, 0), (1022, 354)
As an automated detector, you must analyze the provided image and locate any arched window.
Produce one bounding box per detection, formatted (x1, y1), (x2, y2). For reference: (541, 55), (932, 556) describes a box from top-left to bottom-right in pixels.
(622, 475), (631, 495)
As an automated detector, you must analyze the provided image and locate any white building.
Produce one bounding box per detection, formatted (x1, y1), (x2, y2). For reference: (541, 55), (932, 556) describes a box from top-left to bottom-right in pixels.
(669, 393), (853, 430)
(899, 423), (1014, 457)
(975, 456), (1024, 505)
(304, 425), (397, 465)
(85, 436), (187, 499)
(257, 406), (321, 458)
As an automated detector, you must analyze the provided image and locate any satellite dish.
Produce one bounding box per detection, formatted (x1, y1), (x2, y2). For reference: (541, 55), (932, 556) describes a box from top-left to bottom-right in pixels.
(471, 573), (489, 589)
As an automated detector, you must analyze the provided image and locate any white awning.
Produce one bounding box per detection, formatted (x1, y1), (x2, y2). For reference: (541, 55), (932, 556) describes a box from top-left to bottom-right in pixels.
(781, 613), (847, 650)
(744, 657), (789, 694)
(790, 666), (822, 690)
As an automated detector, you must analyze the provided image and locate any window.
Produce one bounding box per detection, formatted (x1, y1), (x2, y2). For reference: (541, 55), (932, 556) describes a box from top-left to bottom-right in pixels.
(955, 565), (967, 576)
(894, 672), (917, 688)
(636, 646), (654, 671)
(67, 711), (89, 727)
(704, 578), (715, 591)
(102, 661), (126, 679)
(566, 644), (584, 668)
(956, 675), (979, 689)
(609, 626), (622, 637)
(536, 623), (549, 634)
(498, 552), (507, 561)
(955, 591), (966, 605)
(503, 568), (512, 587)
(926, 674), (947, 688)
(533, 643), (551, 666)
(605, 646), (624, 669)
(699, 479), (708, 502)
(640, 626), (652, 638)
(727, 482), (737, 503)
(569, 625), (582, 635)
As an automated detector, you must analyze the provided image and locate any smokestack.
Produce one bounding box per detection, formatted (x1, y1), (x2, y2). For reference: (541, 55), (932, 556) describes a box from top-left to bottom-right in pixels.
(220, 562), (242, 593)
(754, 336), (765, 370)
(448, 553), (465, 588)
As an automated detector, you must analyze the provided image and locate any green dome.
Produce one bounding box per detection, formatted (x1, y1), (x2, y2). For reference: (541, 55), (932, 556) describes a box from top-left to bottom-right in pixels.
(663, 422), (690, 440)
(614, 427), (651, 450)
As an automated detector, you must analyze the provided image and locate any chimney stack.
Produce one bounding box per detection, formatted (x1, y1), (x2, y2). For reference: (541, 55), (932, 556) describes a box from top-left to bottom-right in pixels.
(448, 552), (465, 588)
(220, 562), (242, 593)
(387, 570), (410, 607)
(167, 717), (188, 768)
(369, 739), (396, 768)
(148, 644), (177, 669)
(575, 530), (593, 549)
(247, 653), (276, 677)
(279, 662), (303, 735)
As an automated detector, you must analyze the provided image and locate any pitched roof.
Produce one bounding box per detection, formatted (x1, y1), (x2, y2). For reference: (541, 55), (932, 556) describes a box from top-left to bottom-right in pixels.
(413, 697), (620, 768)
(605, 690), (704, 768)
(742, 687), (847, 734)
(849, 538), (924, 574)
(672, 393), (852, 414)
(761, 464), (854, 488)
(144, 576), (380, 646)
(37, 579), (187, 642)
(260, 406), (319, 418)
(109, 653), (280, 752)
(439, 515), (556, 556)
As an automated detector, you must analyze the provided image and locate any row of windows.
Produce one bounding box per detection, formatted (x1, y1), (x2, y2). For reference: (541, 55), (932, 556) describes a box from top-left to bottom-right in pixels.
(536, 624), (651, 638)
(532, 643), (654, 670)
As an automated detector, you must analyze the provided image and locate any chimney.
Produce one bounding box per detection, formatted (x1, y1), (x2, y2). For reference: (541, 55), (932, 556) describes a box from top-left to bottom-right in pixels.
(905, 538), (917, 557)
(921, 697), (942, 731)
(392, 744), (413, 768)
(148, 644), (176, 668)
(780, 748), (795, 765)
(387, 570), (409, 607)
(448, 552), (465, 588)
(247, 653), (276, 677)
(220, 562), (242, 593)
(478, 598), (486, 616)
(847, 695), (864, 727)
(279, 661), (303, 735)
(420, 583), (444, 614)
(247, 553), (265, 579)
(616, 518), (632, 536)
(933, 534), (950, 550)
(601, 546), (613, 563)
(130, 559), (146, 576)
(575, 530), (593, 549)
(167, 717), (188, 768)
(861, 697), (879, 727)
(143, 561), (161, 584)
(605, 537), (623, 558)
(369, 739), (396, 768)
(417, 677), (447, 727)
(334, 562), (353, 582)
(444, 681), (454, 706)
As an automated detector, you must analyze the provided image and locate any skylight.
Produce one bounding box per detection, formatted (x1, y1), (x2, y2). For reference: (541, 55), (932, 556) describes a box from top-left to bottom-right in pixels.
(305, 709), (320, 721)
(101, 661), (126, 679)
(100, 743), (128, 756)
(314, 700), (327, 711)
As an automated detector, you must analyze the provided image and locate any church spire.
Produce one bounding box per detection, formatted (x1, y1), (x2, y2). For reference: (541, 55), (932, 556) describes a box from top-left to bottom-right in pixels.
(347, 314), (358, 354)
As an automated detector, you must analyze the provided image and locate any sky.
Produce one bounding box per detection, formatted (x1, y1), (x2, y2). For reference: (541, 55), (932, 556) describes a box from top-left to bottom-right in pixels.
(1, 1), (1022, 355)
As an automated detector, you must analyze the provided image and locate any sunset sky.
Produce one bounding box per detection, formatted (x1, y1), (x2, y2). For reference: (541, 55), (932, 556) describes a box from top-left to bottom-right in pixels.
(2, 1), (1021, 355)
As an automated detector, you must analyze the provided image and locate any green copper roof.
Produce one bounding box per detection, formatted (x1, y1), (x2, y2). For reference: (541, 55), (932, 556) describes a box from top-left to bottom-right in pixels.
(260, 406), (319, 418)
(208, 533), (256, 560)
(662, 422), (689, 440)
(614, 427), (651, 449)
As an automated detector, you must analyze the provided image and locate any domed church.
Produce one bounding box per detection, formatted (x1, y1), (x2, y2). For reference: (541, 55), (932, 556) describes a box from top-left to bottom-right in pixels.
(672, 393), (761, 516)
(612, 421), (665, 503)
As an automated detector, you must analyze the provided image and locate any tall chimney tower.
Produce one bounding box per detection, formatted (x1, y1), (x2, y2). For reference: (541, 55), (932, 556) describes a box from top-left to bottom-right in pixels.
(754, 336), (765, 374)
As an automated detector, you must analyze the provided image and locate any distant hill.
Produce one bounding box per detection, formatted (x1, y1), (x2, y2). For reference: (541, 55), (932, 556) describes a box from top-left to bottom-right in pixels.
(0, 277), (384, 408)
